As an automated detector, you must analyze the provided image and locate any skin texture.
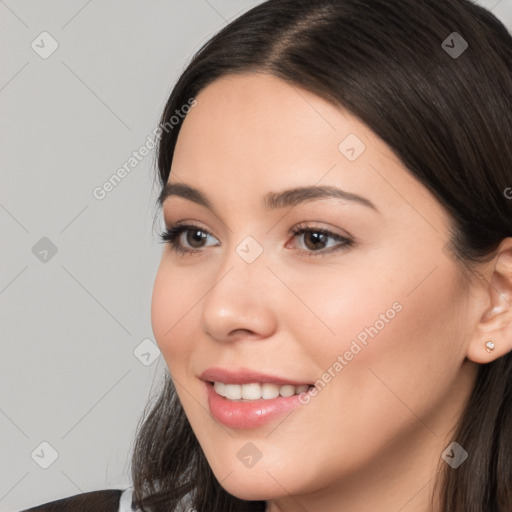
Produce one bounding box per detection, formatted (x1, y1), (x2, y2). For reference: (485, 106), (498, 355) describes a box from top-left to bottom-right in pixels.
(151, 73), (512, 512)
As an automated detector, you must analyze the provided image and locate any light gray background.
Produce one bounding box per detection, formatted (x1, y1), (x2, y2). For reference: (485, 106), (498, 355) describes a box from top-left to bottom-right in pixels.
(1, 1), (511, 511)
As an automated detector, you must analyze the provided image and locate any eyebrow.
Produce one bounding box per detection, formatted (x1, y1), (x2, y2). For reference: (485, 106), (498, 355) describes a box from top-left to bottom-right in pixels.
(158, 182), (379, 213)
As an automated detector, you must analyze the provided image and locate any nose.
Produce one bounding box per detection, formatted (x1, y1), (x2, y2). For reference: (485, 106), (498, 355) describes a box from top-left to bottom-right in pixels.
(200, 245), (278, 344)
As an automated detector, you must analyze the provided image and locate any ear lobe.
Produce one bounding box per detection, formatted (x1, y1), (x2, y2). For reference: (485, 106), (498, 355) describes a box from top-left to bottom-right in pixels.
(465, 237), (512, 364)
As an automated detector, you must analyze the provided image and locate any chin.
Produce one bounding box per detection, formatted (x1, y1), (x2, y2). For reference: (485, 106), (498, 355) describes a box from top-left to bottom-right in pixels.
(210, 461), (303, 502)
(217, 476), (279, 502)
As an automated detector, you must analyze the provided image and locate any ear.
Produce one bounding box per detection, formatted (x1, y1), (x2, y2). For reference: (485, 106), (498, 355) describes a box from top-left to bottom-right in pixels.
(466, 237), (512, 364)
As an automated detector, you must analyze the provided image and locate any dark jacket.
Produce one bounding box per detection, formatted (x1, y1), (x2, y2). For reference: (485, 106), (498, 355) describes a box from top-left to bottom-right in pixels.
(20, 489), (123, 512)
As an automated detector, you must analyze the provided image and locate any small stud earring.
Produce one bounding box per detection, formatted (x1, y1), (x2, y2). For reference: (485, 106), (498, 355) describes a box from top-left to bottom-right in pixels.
(485, 340), (495, 353)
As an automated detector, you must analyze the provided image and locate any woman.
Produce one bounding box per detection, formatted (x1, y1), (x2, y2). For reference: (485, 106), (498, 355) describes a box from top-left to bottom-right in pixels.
(24, 0), (512, 511)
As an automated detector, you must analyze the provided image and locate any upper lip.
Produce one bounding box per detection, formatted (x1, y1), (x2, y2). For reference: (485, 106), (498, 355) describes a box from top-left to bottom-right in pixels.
(200, 367), (312, 386)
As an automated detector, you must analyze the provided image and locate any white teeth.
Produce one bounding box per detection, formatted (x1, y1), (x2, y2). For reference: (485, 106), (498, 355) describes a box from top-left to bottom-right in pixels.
(213, 382), (225, 396)
(223, 383), (242, 400)
(241, 383), (261, 400)
(261, 383), (280, 399)
(213, 382), (310, 400)
(279, 384), (295, 397)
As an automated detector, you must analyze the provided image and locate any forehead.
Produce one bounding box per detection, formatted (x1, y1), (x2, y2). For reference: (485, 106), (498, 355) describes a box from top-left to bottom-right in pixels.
(169, 72), (449, 233)
(177, 72), (361, 158)
(173, 73), (372, 184)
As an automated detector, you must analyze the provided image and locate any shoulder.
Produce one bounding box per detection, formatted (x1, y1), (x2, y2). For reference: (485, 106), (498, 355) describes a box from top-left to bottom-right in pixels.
(21, 488), (131, 512)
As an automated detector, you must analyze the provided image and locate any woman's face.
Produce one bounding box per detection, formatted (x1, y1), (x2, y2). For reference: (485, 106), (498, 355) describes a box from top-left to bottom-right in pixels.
(151, 73), (478, 506)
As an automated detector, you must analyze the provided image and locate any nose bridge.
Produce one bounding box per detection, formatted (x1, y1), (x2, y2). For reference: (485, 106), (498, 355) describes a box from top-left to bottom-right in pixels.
(215, 232), (268, 289)
(200, 233), (276, 341)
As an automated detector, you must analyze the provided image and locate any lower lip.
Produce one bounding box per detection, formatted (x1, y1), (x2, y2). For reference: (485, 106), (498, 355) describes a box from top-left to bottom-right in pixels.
(205, 382), (305, 429)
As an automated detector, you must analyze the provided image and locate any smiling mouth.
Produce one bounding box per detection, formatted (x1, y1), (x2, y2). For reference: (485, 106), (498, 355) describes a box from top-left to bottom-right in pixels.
(210, 381), (314, 401)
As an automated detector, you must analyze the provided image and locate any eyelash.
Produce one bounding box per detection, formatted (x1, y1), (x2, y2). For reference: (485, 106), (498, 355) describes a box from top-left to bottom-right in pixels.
(158, 222), (353, 258)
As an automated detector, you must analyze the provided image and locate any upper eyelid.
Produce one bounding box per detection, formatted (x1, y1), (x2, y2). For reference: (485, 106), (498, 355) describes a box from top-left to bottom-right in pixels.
(164, 218), (351, 236)
(164, 221), (345, 236)
(172, 222), (218, 240)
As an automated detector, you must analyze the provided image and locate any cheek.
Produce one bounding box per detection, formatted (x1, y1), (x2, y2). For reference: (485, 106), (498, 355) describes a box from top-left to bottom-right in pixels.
(308, 258), (466, 430)
(151, 261), (196, 371)
(276, 263), (392, 370)
(295, 242), (462, 367)
(264, 263), (466, 484)
(289, 246), (466, 408)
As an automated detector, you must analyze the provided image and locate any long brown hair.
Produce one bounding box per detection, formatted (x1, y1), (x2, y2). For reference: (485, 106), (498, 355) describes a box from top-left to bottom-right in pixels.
(131, 1), (512, 510)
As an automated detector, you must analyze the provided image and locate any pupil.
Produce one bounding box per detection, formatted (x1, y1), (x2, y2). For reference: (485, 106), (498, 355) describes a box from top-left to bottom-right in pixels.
(306, 232), (326, 250)
(187, 230), (206, 247)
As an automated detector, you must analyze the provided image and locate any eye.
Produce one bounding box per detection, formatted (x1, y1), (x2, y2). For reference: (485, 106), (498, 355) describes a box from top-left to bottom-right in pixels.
(158, 222), (354, 257)
(159, 223), (219, 255)
(287, 223), (353, 257)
